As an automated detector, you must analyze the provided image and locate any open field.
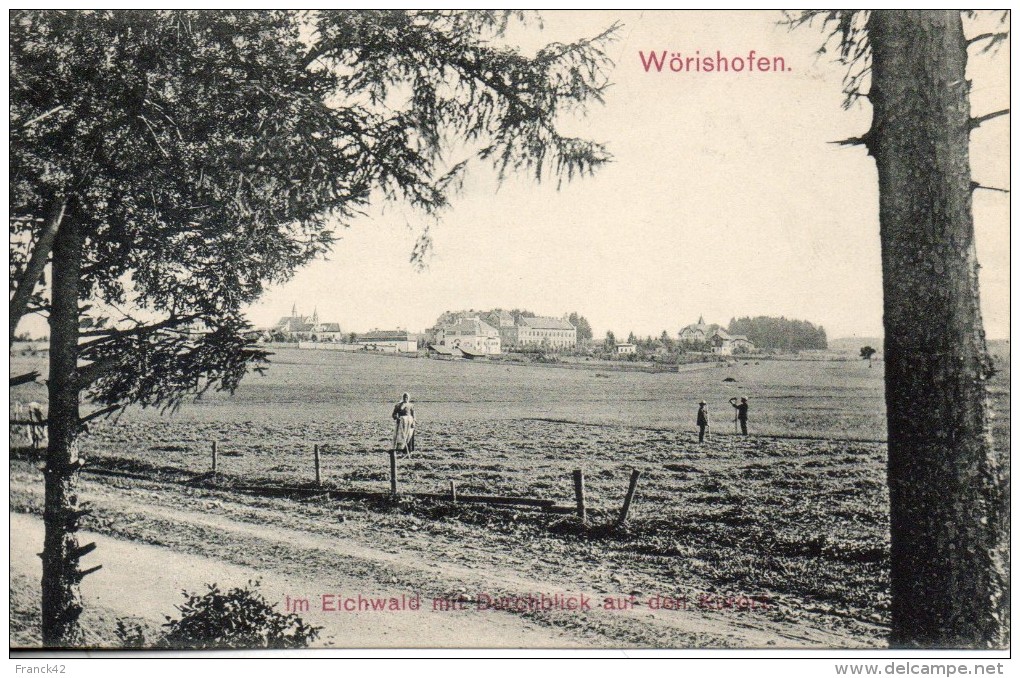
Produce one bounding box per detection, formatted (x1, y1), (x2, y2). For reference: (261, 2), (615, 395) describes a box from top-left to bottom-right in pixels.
(13, 346), (892, 435)
(9, 345), (1011, 648)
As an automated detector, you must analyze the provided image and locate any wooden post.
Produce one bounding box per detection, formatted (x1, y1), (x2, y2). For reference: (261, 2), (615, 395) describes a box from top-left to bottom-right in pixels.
(617, 469), (642, 527)
(572, 469), (586, 524)
(314, 444), (321, 486)
(389, 449), (398, 496)
(449, 480), (457, 502)
(211, 441), (217, 473)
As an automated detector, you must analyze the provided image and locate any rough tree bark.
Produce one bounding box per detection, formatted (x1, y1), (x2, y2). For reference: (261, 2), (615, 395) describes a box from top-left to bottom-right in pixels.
(42, 214), (89, 647)
(867, 10), (1007, 648)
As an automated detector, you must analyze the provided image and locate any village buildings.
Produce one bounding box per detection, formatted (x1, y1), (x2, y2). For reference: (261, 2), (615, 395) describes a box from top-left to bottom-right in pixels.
(500, 316), (577, 350)
(678, 316), (755, 355)
(355, 329), (419, 353)
(270, 306), (343, 341)
(428, 310), (578, 354)
(434, 316), (502, 355)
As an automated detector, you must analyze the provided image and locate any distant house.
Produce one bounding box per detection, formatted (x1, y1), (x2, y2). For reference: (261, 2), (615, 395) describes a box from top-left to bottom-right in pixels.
(503, 316), (577, 350)
(729, 335), (755, 353)
(679, 316), (754, 354)
(436, 317), (501, 355)
(679, 315), (711, 344)
(707, 328), (755, 355)
(356, 329), (418, 353)
(616, 343), (636, 355)
(483, 310), (516, 331)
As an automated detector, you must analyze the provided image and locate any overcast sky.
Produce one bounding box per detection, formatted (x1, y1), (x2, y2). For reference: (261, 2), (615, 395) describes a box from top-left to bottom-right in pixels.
(242, 11), (1008, 340)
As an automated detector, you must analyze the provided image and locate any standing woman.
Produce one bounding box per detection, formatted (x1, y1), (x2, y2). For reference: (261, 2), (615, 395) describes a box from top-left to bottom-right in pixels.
(392, 392), (416, 457)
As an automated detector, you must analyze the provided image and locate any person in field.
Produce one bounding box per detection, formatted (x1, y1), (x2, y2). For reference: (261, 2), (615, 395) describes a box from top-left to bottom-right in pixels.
(392, 392), (415, 457)
(696, 400), (710, 443)
(729, 396), (749, 435)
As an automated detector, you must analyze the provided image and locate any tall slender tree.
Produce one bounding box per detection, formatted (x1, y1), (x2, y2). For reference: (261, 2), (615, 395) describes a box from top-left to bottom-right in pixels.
(791, 9), (1009, 648)
(10, 9), (617, 647)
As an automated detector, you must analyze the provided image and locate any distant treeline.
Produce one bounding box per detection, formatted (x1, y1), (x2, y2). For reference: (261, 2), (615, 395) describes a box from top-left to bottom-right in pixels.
(727, 316), (828, 351)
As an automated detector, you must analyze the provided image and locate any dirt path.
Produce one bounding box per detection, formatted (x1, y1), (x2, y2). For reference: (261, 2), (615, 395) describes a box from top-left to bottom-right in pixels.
(10, 466), (877, 649)
(10, 512), (593, 649)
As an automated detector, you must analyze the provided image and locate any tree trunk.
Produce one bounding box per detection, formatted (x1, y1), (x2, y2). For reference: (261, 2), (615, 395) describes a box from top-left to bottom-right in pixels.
(42, 215), (86, 648)
(867, 10), (1007, 648)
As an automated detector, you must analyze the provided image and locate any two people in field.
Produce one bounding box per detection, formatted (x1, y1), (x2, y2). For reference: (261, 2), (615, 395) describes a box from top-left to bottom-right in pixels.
(696, 396), (749, 442)
(392, 392), (415, 457)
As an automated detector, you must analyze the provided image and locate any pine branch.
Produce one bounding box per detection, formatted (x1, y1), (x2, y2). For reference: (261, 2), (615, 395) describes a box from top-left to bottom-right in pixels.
(79, 405), (122, 425)
(10, 371), (41, 387)
(831, 132), (873, 148)
(74, 565), (103, 582)
(9, 196), (65, 344)
(78, 314), (200, 345)
(966, 30), (1009, 54)
(971, 182), (1010, 194)
(970, 109), (1009, 130)
(75, 356), (122, 388)
(18, 105), (65, 129)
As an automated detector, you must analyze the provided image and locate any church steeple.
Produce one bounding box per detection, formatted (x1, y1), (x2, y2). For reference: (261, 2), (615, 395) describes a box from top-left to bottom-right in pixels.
(698, 314), (704, 325)
(312, 307), (319, 324)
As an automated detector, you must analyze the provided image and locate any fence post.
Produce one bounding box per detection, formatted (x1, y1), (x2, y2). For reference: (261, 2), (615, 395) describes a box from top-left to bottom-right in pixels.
(211, 441), (217, 473)
(617, 469), (642, 527)
(314, 444), (321, 486)
(389, 449), (398, 496)
(572, 469), (586, 524)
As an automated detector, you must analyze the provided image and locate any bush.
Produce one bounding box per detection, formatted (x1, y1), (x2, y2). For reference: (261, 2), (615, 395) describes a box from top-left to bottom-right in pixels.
(149, 581), (321, 649)
(115, 618), (147, 649)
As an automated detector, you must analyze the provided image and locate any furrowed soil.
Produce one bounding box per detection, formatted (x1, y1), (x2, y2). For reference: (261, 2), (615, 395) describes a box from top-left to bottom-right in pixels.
(9, 345), (1011, 649)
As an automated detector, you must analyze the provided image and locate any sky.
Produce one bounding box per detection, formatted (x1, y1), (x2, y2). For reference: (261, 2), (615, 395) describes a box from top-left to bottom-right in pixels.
(65, 11), (1018, 341)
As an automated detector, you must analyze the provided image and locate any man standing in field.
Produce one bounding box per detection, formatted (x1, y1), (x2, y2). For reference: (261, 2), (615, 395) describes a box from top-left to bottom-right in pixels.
(392, 392), (416, 457)
(697, 401), (710, 443)
(729, 396), (749, 435)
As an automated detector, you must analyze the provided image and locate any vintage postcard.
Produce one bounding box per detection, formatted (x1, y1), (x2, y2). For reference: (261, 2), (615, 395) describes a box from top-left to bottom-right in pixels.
(8, 9), (1011, 662)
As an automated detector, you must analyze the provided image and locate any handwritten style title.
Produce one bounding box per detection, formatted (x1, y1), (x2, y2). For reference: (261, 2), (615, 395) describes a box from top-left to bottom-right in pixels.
(640, 50), (791, 74)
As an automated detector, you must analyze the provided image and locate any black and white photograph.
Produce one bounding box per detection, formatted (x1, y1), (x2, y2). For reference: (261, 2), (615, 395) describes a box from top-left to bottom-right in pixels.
(7, 8), (1011, 665)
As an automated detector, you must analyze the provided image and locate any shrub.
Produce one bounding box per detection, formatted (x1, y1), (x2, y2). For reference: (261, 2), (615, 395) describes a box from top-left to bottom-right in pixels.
(115, 618), (147, 649)
(156, 581), (321, 649)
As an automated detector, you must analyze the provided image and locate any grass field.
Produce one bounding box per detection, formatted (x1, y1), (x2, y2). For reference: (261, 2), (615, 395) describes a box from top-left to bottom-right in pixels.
(8, 343), (1011, 647)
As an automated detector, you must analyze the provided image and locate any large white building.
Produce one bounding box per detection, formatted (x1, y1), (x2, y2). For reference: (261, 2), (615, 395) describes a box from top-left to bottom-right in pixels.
(436, 317), (501, 355)
(502, 316), (577, 350)
(356, 330), (418, 353)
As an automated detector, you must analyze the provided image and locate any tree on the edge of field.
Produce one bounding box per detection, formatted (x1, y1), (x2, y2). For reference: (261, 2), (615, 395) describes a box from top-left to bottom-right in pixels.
(789, 10), (1009, 648)
(860, 345), (877, 367)
(9, 9), (618, 647)
(567, 312), (593, 342)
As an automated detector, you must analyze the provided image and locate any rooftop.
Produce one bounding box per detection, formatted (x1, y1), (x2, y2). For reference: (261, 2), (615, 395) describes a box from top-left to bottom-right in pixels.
(518, 316), (575, 330)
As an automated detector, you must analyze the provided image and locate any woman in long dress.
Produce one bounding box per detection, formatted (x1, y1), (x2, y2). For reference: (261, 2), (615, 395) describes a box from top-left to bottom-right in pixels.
(392, 392), (415, 457)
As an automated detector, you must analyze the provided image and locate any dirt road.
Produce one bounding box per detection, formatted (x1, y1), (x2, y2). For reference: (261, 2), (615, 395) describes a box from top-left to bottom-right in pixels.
(11, 512), (596, 649)
(10, 464), (878, 649)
